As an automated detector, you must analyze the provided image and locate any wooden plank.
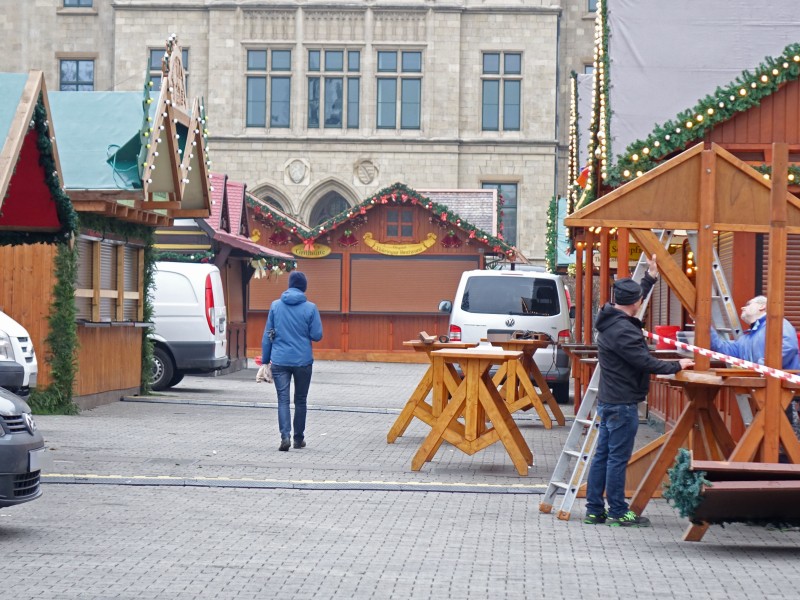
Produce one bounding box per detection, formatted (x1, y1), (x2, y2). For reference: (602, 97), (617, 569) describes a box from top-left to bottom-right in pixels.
(764, 143), (789, 462)
(631, 229), (696, 312)
(0, 72), (41, 208)
(116, 246), (125, 321)
(91, 241), (101, 322)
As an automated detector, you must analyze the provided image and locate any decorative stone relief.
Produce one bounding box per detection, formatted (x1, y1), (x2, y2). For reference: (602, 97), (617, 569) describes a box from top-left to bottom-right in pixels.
(354, 160), (378, 186)
(284, 159), (310, 186)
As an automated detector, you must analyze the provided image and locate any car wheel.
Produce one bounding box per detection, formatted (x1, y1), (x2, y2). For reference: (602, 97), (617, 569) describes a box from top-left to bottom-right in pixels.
(168, 372), (185, 387)
(550, 381), (570, 405)
(151, 347), (175, 391)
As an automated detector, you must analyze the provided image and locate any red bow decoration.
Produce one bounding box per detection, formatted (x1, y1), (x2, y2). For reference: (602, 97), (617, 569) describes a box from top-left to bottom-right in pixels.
(440, 212), (447, 221)
(303, 238), (316, 251)
(469, 230), (476, 238)
(360, 206), (367, 214)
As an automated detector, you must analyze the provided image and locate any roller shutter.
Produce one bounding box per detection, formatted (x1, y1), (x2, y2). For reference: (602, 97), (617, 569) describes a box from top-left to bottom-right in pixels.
(250, 257), (342, 312)
(350, 256), (479, 313)
(762, 233), (800, 328)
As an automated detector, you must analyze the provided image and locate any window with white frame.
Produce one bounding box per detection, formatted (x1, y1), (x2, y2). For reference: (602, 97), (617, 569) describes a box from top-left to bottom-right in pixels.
(588, 0), (598, 12)
(308, 49), (360, 129)
(482, 182), (517, 245)
(60, 59), (94, 91)
(64, 0), (92, 6)
(246, 49), (291, 128)
(481, 52), (521, 132)
(376, 50), (422, 130)
(148, 48), (189, 93)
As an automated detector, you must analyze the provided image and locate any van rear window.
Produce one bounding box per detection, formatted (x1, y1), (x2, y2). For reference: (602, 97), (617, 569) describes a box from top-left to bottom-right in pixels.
(461, 277), (560, 316)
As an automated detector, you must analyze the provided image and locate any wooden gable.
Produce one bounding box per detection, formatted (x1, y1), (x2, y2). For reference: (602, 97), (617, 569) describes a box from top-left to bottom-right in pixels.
(0, 71), (75, 239)
(568, 143), (800, 233)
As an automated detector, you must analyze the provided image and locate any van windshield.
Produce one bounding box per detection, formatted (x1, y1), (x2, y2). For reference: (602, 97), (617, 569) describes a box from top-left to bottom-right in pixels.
(461, 277), (560, 316)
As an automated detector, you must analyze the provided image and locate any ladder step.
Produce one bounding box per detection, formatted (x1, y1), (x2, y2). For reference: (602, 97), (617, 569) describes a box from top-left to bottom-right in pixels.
(587, 387), (598, 392)
(564, 450), (582, 458)
(576, 418), (594, 426)
(551, 481), (569, 490)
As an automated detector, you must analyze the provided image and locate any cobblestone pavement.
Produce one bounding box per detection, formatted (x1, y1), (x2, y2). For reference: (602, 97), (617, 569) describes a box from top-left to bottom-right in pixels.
(4, 360), (800, 599)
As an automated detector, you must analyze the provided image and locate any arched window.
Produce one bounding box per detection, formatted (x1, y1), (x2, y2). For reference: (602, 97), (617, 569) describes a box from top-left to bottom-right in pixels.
(309, 191), (349, 226)
(262, 195), (285, 212)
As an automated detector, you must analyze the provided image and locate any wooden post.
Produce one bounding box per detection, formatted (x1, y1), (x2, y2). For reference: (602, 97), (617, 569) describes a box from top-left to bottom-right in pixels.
(599, 228), (610, 305)
(583, 232), (595, 345)
(764, 142), (789, 462)
(617, 228), (630, 278)
(574, 239), (584, 344)
(693, 150), (716, 372)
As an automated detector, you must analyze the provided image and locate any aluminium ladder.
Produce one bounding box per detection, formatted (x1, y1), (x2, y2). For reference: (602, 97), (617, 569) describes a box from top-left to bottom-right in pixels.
(540, 230), (741, 520)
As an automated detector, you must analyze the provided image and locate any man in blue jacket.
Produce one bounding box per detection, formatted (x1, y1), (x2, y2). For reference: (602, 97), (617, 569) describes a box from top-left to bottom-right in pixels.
(584, 255), (694, 527)
(710, 295), (800, 445)
(710, 296), (800, 371)
(262, 271), (324, 451)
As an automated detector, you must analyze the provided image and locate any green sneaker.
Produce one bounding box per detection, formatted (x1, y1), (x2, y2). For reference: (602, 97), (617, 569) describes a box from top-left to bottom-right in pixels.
(607, 510), (651, 527)
(583, 511), (608, 525)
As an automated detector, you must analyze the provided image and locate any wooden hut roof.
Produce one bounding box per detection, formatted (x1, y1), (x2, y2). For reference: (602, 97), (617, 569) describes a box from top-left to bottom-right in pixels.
(0, 71), (77, 242)
(566, 142), (800, 234)
(245, 182), (522, 262)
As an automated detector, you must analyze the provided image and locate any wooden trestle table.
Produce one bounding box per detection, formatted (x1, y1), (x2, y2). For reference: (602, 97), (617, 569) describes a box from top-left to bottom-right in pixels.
(410, 347), (534, 476)
(490, 338), (566, 428)
(386, 340), (476, 444)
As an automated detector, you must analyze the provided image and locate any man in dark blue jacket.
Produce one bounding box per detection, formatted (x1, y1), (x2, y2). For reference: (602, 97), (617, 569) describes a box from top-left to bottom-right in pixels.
(584, 256), (693, 527)
(262, 271), (324, 451)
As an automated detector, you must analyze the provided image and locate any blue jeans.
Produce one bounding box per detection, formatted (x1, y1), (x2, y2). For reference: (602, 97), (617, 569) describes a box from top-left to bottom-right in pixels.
(585, 402), (640, 518)
(272, 364), (313, 442)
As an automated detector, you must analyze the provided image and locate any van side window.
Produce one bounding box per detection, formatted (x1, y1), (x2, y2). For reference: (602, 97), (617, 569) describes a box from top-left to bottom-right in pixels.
(460, 276), (559, 316)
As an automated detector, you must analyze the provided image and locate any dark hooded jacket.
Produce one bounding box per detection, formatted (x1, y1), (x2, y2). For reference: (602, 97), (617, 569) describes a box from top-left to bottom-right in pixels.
(595, 274), (682, 404)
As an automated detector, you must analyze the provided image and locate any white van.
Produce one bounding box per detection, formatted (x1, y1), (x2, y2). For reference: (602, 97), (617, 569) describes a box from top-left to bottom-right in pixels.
(150, 262), (229, 390)
(438, 269), (573, 403)
(0, 311), (38, 398)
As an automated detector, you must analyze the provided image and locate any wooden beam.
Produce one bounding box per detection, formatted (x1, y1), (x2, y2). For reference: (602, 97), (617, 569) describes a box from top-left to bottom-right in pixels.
(0, 72), (42, 209)
(68, 189), (142, 203)
(617, 228), (630, 278)
(116, 245), (125, 321)
(764, 142), (789, 462)
(693, 149), (717, 372)
(92, 241), (101, 322)
(630, 229), (697, 311)
(599, 229), (610, 305)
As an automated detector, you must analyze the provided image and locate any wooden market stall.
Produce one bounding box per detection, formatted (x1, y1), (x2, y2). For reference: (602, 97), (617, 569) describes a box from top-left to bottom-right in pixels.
(567, 140), (800, 540)
(1, 37), (214, 410)
(0, 71), (78, 407)
(244, 183), (521, 361)
(154, 173), (293, 373)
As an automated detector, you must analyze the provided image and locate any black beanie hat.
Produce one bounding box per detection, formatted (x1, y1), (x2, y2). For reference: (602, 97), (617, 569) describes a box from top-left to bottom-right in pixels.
(288, 271), (307, 292)
(613, 278), (643, 305)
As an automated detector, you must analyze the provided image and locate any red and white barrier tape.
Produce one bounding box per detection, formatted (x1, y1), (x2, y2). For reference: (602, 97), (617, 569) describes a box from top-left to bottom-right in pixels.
(644, 330), (800, 385)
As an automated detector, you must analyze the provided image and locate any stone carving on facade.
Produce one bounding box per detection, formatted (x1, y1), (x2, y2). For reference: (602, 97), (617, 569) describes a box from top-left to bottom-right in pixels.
(243, 10), (295, 40)
(354, 160), (378, 185)
(285, 159), (310, 185)
(305, 10), (365, 40)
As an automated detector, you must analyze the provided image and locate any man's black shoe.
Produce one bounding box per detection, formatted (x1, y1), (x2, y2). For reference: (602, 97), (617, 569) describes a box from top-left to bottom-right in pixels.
(294, 439), (306, 449)
(279, 438), (291, 451)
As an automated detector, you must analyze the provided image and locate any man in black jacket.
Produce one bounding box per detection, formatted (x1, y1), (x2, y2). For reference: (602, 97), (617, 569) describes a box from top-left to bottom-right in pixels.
(584, 255), (694, 527)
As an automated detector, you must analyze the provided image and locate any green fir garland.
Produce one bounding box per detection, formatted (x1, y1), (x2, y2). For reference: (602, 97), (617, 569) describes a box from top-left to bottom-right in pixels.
(246, 182), (518, 260)
(662, 448), (711, 522)
(545, 197), (558, 273)
(28, 242), (79, 414)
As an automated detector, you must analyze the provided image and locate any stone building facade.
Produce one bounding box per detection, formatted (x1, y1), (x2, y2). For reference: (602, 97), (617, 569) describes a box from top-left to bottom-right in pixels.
(1, 0), (595, 264)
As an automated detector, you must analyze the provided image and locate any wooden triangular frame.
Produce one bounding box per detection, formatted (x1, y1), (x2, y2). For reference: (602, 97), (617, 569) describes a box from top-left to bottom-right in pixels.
(140, 86), (183, 209)
(172, 97), (211, 218)
(0, 71), (64, 215)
